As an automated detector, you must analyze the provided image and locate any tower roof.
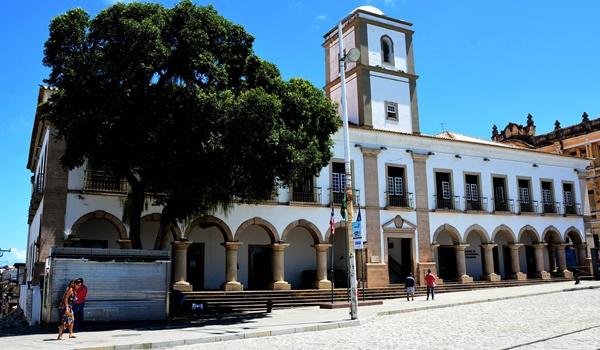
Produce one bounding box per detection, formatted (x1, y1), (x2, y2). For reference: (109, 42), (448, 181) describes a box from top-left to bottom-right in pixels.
(352, 5), (384, 16)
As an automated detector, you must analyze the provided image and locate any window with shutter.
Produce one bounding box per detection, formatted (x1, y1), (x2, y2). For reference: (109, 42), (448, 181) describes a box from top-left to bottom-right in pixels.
(442, 181), (450, 199)
(519, 187), (529, 203)
(564, 191), (573, 206)
(495, 186), (505, 202)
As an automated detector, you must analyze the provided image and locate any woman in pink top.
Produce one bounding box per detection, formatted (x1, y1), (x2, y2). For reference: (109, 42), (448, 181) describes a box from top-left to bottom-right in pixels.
(425, 269), (437, 300)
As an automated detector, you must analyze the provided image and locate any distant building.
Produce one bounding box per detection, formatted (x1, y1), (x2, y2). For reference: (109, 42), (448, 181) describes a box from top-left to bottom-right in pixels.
(493, 113), (600, 250)
(23, 5), (593, 320)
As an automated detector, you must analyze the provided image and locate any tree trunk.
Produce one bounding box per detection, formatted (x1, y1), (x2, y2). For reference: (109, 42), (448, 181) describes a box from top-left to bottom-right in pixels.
(154, 205), (176, 250)
(125, 171), (145, 249)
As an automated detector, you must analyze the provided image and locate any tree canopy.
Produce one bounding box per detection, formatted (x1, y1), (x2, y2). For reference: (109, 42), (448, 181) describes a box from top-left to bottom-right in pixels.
(42, 1), (340, 249)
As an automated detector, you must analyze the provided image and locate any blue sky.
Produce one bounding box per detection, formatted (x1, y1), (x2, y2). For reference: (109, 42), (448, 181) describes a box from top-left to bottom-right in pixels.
(1, 0), (599, 265)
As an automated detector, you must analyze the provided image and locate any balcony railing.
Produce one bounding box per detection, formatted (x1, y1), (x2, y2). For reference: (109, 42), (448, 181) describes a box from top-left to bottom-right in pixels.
(33, 172), (44, 196)
(329, 188), (360, 206)
(517, 200), (538, 214)
(83, 169), (128, 194)
(563, 203), (582, 216)
(290, 187), (322, 204)
(464, 197), (488, 212)
(492, 198), (514, 213)
(433, 195), (460, 210)
(385, 192), (414, 209)
(542, 201), (560, 214)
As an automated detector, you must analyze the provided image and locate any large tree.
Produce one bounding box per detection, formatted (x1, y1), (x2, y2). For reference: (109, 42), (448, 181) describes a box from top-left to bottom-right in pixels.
(42, 1), (340, 249)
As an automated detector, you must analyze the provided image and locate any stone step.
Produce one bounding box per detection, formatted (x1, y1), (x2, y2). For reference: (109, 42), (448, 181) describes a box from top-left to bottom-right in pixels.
(181, 277), (572, 313)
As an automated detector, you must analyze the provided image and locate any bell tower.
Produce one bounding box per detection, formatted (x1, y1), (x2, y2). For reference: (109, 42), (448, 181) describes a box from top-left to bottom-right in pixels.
(323, 6), (420, 134)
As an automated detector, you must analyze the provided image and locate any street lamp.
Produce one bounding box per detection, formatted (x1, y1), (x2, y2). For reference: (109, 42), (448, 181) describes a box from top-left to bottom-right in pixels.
(337, 21), (360, 320)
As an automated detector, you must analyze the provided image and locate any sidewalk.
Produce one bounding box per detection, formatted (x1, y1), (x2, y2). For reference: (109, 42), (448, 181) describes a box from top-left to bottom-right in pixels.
(3, 280), (599, 350)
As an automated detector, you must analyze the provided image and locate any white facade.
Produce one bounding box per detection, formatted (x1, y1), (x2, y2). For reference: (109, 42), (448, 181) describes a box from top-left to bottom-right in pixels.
(24, 6), (593, 296)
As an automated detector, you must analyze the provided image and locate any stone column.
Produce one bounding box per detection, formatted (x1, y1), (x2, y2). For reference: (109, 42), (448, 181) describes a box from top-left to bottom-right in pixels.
(360, 147), (388, 288)
(270, 243), (291, 290)
(117, 239), (133, 249)
(508, 244), (527, 280)
(313, 243), (332, 289)
(412, 152), (438, 286)
(454, 244), (473, 283)
(222, 242), (243, 291)
(533, 243), (551, 279)
(171, 240), (193, 292)
(576, 243), (588, 267)
(548, 245), (557, 272)
(556, 243), (574, 278)
(481, 244), (500, 282)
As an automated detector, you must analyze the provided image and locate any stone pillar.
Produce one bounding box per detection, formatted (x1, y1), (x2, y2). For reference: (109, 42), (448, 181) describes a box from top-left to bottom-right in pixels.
(548, 245), (557, 272)
(117, 239), (133, 249)
(533, 243), (551, 279)
(576, 243), (588, 267)
(270, 243), (291, 290)
(508, 244), (527, 280)
(222, 242), (243, 291)
(427, 244), (443, 285)
(360, 147), (388, 288)
(556, 243), (574, 278)
(313, 243), (332, 289)
(454, 244), (473, 283)
(171, 240), (193, 292)
(412, 152), (437, 285)
(481, 244), (500, 282)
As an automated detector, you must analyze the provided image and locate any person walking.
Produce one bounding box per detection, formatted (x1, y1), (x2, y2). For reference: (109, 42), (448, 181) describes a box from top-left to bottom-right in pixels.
(72, 278), (88, 332)
(425, 269), (437, 301)
(57, 280), (77, 340)
(405, 272), (416, 301)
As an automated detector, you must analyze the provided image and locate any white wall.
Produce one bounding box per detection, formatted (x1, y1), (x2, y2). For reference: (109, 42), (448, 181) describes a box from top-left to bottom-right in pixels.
(284, 227), (316, 288)
(369, 72), (412, 133)
(329, 74), (360, 125)
(237, 226), (272, 288)
(366, 24), (407, 72)
(187, 226), (226, 290)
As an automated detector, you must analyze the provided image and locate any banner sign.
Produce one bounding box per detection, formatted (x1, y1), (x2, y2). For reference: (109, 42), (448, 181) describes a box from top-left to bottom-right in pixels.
(352, 221), (363, 249)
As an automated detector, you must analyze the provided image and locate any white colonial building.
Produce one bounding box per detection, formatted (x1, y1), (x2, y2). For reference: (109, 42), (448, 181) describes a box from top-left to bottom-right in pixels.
(24, 5), (593, 314)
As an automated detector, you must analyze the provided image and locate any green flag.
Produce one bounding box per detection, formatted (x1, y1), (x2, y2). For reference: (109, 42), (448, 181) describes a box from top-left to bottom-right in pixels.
(340, 193), (347, 220)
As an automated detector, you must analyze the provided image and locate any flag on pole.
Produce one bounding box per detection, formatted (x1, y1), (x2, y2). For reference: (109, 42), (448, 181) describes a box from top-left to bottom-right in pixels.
(329, 203), (336, 235)
(356, 205), (362, 222)
(340, 193), (347, 220)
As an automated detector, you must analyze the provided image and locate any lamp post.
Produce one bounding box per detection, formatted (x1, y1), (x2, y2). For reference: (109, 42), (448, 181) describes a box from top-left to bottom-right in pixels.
(338, 21), (360, 320)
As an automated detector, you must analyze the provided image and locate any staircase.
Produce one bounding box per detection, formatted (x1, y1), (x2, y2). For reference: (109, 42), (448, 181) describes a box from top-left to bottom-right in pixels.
(180, 277), (573, 313)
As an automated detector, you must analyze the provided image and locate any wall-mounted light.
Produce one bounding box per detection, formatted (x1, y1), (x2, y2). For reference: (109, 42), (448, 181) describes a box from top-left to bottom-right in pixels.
(483, 157), (490, 161)
(380, 146), (388, 150)
(455, 154), (462, 159)
(574, 168), (579, 173)
(532, 163), (539, 167)
(405, 149), (413, 153)
(427, 151), (435, 155)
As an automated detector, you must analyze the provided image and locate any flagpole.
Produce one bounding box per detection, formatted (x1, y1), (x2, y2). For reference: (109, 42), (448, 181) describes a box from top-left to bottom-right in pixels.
(330, 223), (335, 304)
(338, 21), (359, 320)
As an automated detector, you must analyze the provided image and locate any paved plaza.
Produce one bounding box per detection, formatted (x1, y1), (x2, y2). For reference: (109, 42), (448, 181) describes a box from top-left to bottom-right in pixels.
(174, 286), (600, 350)
(3, 281), (600, 350)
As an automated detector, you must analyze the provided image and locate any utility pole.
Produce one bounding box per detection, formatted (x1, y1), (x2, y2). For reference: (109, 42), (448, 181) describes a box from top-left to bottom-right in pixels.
(338, 21), (359, 320)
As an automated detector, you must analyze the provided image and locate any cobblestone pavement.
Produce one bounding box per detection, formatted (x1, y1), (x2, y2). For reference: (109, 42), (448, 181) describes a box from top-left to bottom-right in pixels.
(169, 289), (600, 350)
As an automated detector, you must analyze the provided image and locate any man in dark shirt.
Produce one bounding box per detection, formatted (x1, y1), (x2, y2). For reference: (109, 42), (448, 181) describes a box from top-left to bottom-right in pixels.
(405, 272), (416, 301)
(73, 278), (88, 332)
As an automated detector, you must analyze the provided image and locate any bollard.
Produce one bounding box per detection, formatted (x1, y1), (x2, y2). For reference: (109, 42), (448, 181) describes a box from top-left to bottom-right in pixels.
(266, 299), (273, 313)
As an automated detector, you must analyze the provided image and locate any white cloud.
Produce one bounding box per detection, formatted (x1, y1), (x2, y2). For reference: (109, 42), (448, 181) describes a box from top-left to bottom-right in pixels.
(384, 0), (397, 7)
(316, 14), (327, 20)
(8, 248), (27, 263)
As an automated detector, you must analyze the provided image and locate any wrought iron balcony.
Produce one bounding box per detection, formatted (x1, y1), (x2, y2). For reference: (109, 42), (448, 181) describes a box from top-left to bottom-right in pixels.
(541, 201), (560, 214)
(563, 203), (582, 216)
(493, 198), (514, 213)
(329, 188), (360, 206)
(433, 195), (460, 211)
(290, 187), (322, 204)
(464, 197), (488, 212)
(385, 192), (414, 209)
(83, 169), (128, 194)
(517, 200), (538, 214)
